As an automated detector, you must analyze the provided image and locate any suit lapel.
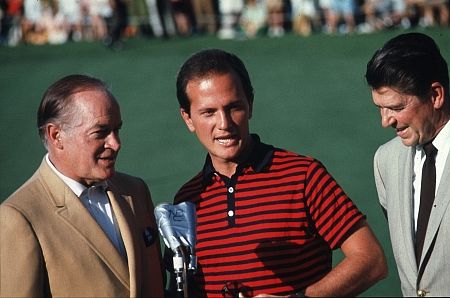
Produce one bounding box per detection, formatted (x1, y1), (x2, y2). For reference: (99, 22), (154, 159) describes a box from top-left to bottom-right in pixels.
(38, 160), (130, 289)
(107, 183), (142, 298)
(420, 150), (450, 266)
(397, 145), (418, 274)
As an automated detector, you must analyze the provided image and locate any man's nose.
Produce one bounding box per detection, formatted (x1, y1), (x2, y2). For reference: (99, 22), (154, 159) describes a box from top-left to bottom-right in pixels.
(217, 111), (232, 130)
(381, 109), (396, 128)
(107, 132), (121, 151)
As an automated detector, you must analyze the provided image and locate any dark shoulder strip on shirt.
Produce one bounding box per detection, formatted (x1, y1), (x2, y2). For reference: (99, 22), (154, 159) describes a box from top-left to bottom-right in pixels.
(201, 134), (274, 187)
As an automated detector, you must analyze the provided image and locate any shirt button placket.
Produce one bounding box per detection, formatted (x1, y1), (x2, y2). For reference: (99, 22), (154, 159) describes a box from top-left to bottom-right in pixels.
(227, 186), (235, 225)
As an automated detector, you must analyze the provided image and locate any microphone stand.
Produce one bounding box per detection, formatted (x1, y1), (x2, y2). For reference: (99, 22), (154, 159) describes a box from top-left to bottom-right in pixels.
(173, 246), (190, 298)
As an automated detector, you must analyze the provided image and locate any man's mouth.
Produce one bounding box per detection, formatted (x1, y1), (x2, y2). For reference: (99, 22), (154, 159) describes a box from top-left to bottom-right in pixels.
(99, 155), (116, 163)
(396, 126), (408, 137)
(216, 135), (238, 146)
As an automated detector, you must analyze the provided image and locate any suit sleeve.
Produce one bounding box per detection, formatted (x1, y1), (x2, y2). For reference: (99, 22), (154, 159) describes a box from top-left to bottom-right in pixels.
(373, 147), (388, 219)
(0, 204), (46, 297)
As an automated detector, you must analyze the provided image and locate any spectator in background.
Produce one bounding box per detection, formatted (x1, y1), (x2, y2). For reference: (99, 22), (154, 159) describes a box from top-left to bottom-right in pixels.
(363, 0), (409, 32)
(191, 0), (217, 34)
(168, 0), (195, 36)
(41, 0), (69, 44)
(291, 0), (318, 36)
(327, 0), (356, 33)
(57, 0), (84, 41)
(217, 0), (243, 39)
(145, 0), (171, 38)
(267, 0), (285, 36)
(21, 0), (47, 44)
(87, 0), (112, 41)
(0, 0), (23, 46)
(239, 0), (267, 38)
(318, 0), (332, 32)
(105, 0), (128, 50)
(0, 0), (9, 44)
(407, 0), (449, 27)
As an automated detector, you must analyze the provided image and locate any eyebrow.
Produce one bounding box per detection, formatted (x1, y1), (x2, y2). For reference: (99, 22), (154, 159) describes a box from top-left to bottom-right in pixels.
(91, 121), (122, 130)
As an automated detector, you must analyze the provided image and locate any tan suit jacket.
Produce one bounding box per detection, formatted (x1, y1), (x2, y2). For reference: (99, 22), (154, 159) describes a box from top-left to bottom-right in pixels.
(0, 158), (165, 297)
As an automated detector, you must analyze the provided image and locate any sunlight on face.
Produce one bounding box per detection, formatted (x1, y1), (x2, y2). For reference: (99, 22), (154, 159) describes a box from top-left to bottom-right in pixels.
(181, 72), (253, 175)
(58, 90), (122, 186)
(372, 87), (436, 147)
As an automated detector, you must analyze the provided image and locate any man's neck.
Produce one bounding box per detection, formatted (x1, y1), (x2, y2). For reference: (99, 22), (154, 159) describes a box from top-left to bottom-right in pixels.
(211, 137), (255, 178)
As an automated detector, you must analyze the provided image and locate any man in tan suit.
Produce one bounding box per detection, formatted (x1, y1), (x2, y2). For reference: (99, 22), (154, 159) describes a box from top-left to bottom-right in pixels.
(0, 74), (165, 297)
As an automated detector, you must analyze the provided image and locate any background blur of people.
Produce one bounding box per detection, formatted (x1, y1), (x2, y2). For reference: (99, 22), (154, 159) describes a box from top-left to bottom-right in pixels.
(87, 0), (113, 41)
(326, 0), (356, 34)
(291, 0), (318, 36)
(217, 0), (243, 39)
(168, 0), (195, 36)
(1, 0), (449, 46)
(0, 0), (23, 46)
(239, 0), (267, 38)
(360, 0), (409, 33)
(105, 0), (128, 50)
(57, 0), (83, 41)
(406, 0), (449, 27)
(21, 0), (46, 44)
(267, 0), (285, 36)
(191, 0), (217, 34)
(145, 0), (172, 38)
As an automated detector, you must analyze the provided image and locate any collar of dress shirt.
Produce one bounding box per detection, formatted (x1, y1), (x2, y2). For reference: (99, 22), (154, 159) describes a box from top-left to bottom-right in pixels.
(432, 120), (450, 156)
(45, 154), (108, 197)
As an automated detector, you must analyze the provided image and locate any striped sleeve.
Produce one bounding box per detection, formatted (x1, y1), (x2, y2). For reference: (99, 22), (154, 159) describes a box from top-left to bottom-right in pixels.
(304, 159), (365, 249)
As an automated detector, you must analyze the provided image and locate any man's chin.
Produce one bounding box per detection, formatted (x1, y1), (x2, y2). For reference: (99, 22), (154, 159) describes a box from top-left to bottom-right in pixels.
(400, 138), (418, 147)
(100, 168), (116, 180)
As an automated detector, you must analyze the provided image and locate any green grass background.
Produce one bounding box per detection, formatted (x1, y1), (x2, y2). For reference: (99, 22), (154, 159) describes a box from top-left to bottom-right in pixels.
(1, 28), (449, 296)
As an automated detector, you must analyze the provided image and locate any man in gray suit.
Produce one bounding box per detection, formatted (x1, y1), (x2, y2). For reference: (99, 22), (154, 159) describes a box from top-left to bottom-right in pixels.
(366, 32), (450, 296)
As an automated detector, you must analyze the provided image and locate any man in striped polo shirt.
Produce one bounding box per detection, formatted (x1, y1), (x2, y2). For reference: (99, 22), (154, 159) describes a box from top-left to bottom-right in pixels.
(167, 49), (387, 297)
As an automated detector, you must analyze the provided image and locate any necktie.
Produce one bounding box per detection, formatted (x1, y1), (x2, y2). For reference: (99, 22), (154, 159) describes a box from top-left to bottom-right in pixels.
(81, 184), (127, 257)
(415, 142), (438, 265)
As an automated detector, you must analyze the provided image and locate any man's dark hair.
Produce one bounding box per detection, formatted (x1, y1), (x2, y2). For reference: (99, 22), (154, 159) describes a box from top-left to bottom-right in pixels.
(176, 49), (254, 114)
(37, 74), (115, 145)
(365, 32), (449, 100)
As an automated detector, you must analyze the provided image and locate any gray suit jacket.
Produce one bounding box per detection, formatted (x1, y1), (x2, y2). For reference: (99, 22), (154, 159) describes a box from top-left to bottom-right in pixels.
(374, 137), (450, 296)
(0, 158), (165, 297)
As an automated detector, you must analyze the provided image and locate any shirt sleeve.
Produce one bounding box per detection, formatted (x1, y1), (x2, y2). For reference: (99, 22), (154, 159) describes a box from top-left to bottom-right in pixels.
(304, 159), (365, 249)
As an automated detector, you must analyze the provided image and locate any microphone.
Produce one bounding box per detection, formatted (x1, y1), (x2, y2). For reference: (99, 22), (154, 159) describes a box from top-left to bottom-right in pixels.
(154, 202), (197, 293)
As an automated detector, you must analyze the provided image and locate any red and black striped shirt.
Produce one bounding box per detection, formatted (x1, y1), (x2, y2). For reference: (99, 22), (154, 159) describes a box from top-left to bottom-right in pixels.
(173, 135), (365, 297)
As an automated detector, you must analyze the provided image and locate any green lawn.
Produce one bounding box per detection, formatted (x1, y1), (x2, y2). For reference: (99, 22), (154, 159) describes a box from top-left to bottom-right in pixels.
(1, 28), (449, 296)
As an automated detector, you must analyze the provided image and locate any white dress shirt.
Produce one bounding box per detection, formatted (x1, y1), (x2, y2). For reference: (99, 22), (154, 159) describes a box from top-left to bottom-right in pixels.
(45, 154), (126, 256)
(413, 121), (450, 232)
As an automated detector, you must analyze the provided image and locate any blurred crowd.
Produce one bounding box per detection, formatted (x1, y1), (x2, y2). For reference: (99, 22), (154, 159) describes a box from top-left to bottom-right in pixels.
(0, 0), (448, 47)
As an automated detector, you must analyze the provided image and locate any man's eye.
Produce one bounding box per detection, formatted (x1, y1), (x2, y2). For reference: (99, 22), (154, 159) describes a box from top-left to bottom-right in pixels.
(391, 107), (404, 112)
(93, 130), (109, 138)
(202, 111), (214, 116)
(230, 106), (245, 112)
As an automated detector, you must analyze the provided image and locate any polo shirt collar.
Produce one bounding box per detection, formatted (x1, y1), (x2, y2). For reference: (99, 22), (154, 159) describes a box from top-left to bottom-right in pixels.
(201, 134), (274, 185)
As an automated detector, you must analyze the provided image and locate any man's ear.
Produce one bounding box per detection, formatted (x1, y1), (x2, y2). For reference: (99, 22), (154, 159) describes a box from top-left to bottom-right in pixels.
(46, 123), (64, 149)
(431, 82), (445, 110)
(180, 108), (195, 132)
